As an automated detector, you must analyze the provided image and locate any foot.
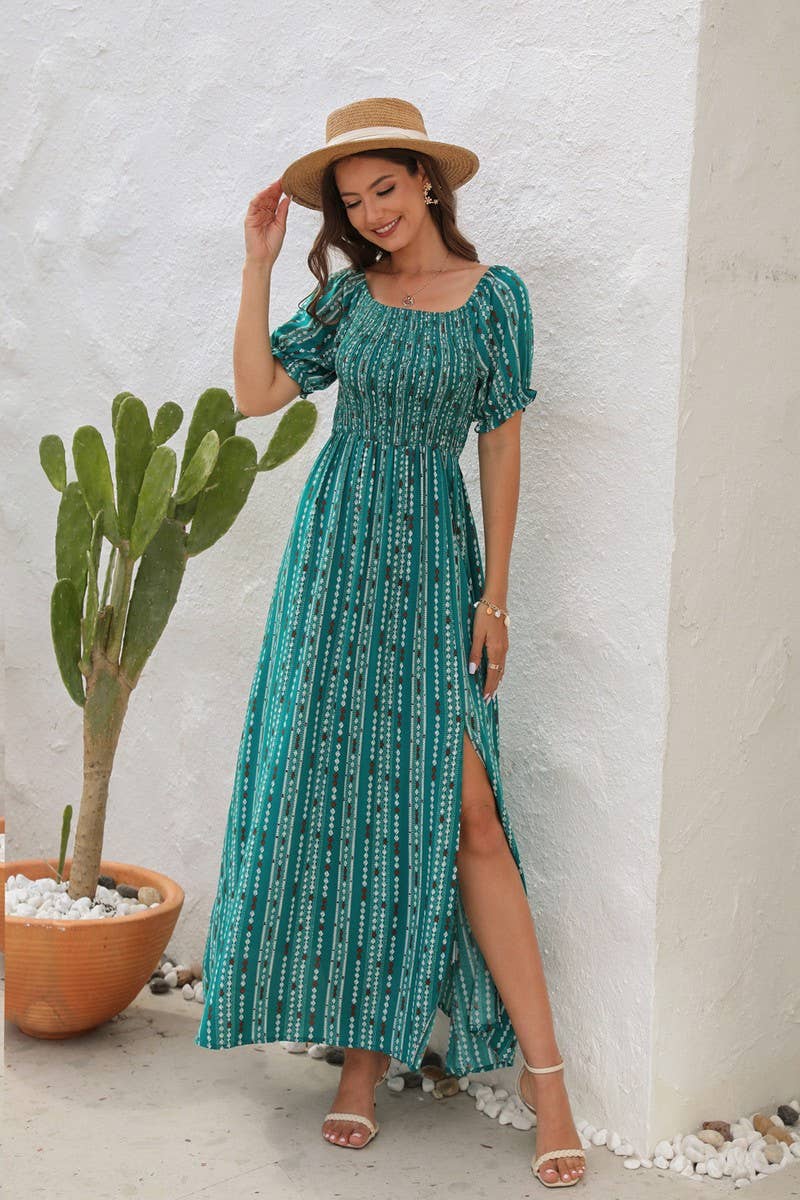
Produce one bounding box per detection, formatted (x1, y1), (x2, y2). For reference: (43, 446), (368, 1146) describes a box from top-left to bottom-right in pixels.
(518, 1064), (586, 1185)
(321, 1049), (391, 1147)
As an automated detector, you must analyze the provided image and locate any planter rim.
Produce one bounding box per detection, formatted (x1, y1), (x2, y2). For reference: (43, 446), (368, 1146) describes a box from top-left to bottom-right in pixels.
(3, 856), (184, 932)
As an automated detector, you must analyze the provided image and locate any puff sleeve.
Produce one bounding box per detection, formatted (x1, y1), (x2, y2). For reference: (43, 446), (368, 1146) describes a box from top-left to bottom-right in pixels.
(472, 266), (538, 434)
(269, 268), (349, 399)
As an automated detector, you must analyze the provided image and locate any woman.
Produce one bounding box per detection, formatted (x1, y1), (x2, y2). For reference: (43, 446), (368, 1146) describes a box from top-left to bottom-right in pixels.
(195, 97), (585, 1188)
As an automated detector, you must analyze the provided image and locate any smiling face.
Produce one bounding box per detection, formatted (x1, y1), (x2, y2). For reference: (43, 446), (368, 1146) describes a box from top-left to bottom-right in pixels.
(333, 154), (430, 250)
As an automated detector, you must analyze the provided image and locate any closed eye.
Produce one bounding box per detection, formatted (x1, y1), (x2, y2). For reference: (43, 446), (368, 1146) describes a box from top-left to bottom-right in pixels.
(344, 185), (395, 211)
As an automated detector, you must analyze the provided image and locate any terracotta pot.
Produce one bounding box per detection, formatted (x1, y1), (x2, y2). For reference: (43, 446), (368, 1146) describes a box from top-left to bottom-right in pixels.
(2, 857), (184, 1039)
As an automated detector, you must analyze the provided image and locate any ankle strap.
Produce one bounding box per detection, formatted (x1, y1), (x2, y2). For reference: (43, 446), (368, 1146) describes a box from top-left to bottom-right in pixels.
(522, 1058), (564, 1074)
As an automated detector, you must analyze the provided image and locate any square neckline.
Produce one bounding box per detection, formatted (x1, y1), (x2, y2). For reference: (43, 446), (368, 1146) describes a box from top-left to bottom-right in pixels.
(355, 263), (499, 315)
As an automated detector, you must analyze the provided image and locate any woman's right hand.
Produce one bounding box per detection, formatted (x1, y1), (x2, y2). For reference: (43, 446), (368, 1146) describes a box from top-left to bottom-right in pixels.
(244, 178), (291, 267)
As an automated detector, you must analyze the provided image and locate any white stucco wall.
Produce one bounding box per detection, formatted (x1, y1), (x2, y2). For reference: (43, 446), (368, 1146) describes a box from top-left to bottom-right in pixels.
(654, 0), (800, 1135)
(4, 0), (707, 1152)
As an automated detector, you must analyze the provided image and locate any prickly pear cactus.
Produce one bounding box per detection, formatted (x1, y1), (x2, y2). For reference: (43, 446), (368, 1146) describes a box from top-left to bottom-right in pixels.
(39, 384), (318, 899)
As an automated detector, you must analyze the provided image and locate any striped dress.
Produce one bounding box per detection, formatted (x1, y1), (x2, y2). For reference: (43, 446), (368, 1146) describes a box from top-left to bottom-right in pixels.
(194, 263), (538, 1075)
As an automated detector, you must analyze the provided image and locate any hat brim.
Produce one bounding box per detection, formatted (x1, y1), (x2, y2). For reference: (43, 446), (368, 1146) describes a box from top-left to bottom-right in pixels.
(281, 137), (480, 211)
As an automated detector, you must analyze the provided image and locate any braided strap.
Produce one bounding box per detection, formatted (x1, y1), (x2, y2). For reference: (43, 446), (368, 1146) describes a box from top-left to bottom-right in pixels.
(522, 1058), (564, 1073)
(533, 1147), (587, 1174)
(324, 1111), (378, 1136)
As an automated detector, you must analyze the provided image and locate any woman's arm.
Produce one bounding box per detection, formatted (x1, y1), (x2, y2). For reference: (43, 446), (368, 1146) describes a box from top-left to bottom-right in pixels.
(233, 258), (303, 417)
(470, 412), (523, 699)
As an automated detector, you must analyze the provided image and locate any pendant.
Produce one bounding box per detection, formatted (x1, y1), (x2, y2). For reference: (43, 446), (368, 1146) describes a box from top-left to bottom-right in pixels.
(402, 294), (415, 307)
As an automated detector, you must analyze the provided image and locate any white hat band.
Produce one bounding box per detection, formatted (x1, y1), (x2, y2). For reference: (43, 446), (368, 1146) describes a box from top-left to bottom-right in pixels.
(326, 125), (428, 147)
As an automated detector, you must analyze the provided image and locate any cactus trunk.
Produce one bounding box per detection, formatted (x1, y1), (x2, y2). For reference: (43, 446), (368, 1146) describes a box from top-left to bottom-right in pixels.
(67, 660), (132, 900)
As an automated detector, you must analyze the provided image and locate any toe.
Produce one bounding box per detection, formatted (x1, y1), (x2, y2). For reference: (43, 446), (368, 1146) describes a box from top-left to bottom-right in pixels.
(540, 1162), (559, 1182)
(348, 1124), (367, 1144)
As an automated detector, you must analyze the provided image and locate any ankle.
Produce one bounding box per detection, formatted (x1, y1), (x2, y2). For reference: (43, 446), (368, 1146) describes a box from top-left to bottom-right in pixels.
(342, 1047), (389, 1073)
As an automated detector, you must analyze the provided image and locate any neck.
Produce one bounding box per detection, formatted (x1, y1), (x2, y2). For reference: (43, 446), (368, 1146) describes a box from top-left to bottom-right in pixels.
(381, 223), (450, 275)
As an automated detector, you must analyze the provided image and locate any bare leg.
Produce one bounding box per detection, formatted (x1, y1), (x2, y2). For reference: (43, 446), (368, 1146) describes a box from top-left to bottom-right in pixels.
(455, 731), (585, 1185)
(321, 1047), (391, 1147)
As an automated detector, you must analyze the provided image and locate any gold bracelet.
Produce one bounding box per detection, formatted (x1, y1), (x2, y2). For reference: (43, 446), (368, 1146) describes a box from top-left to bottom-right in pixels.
(472, 597), (511, 628)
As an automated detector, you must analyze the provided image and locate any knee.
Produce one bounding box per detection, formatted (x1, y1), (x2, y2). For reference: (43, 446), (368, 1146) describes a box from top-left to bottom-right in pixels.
(457, 794), (508, 857)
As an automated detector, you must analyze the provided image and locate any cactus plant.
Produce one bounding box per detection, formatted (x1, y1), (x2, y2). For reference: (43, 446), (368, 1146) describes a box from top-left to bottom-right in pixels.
(40, 387), (319, 901)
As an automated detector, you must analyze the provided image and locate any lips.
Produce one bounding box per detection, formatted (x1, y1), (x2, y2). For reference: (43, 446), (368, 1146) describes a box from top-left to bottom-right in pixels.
(373, 216), (401, 237)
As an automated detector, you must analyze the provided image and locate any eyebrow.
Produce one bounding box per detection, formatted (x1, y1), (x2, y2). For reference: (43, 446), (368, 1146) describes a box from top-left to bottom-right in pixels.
(338, 173), (395, 197)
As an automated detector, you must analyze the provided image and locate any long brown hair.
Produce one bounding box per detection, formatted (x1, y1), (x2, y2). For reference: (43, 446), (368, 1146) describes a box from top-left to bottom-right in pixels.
(304, 148), (479, 324)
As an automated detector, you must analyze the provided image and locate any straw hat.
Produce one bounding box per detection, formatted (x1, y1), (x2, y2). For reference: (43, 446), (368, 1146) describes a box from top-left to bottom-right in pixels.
(280, 97), (480, 212)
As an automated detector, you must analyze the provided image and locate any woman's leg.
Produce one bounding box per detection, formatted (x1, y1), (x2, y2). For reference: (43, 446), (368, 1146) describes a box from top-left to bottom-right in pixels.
(321, 1047), (392, 1146)
(455, 730), (585, 1185)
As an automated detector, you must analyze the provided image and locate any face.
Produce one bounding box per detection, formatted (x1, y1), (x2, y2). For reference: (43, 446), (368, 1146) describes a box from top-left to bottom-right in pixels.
(333, 154), (429, 248)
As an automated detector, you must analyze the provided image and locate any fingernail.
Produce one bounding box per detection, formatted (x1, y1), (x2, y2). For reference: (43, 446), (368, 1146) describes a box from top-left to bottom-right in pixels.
(469, 662), (476, 675)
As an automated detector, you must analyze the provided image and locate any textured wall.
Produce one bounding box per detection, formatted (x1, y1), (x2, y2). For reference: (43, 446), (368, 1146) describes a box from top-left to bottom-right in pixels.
(654, 0), (800, 1134)
(5, 1), (703, 1149)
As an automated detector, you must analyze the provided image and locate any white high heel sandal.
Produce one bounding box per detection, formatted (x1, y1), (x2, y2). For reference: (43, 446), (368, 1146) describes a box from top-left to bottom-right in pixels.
(322, 1053), (392, 1149)
(515, 1058), (586, 1187)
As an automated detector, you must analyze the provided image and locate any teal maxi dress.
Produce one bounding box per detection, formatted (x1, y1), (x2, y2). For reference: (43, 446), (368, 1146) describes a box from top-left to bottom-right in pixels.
(194, 263), (538, 1075)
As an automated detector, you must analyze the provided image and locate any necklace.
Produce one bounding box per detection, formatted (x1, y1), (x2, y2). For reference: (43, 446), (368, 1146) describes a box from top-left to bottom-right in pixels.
(385, 250), (452, 308)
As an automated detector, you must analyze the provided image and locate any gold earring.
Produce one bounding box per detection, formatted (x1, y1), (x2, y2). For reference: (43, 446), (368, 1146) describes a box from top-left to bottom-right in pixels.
(424, 181), (439, 206)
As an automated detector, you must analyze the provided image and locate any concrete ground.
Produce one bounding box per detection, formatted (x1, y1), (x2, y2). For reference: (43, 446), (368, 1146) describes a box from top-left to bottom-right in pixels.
(3, 982), (800, 1200)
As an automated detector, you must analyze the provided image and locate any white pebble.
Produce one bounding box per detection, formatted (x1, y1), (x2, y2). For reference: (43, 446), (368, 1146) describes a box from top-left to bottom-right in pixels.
(161, 960), (174, 973)
(164, 970), (178, 987)
(493, 1087), (509, 1101)
(386, 1076), (404, 1093)
(582, 1124), (596, 1140)
(653, 1156), (670, 1169)
(654, 1140), (674, 1159)
(458, 1076), (470, 1091)
(770, 1114), (785, 1126)
(511, 1110), (535, 1131)
(706, 1157), (723, 1179)
(684, 1138), (708, 1164)
(623, 1158), (640, 1169)
(615, 1141), (634, 1157)
(669, 1154), (688, 1172)
(498, 1109), (514, 1125)
(182, 983), (195, 1000)
(639, 1158), (652, 1168)
(306, 1043), (327, 1059)
(421, 1076), (434, 1093)
(751, 1150), (770, 1174)
(680, 1163), (695, 1177)
(591, 1128), (608, 1146)
(193, 982), (204, 1002)
(607, 1131), (621, 1151)
(695, 1161), (707, 1175)
(483, 1099), (502, 1119)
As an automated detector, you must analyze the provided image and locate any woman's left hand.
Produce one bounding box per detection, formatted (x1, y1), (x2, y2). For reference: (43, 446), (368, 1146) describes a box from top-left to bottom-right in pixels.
(468, 603), (508, 702)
